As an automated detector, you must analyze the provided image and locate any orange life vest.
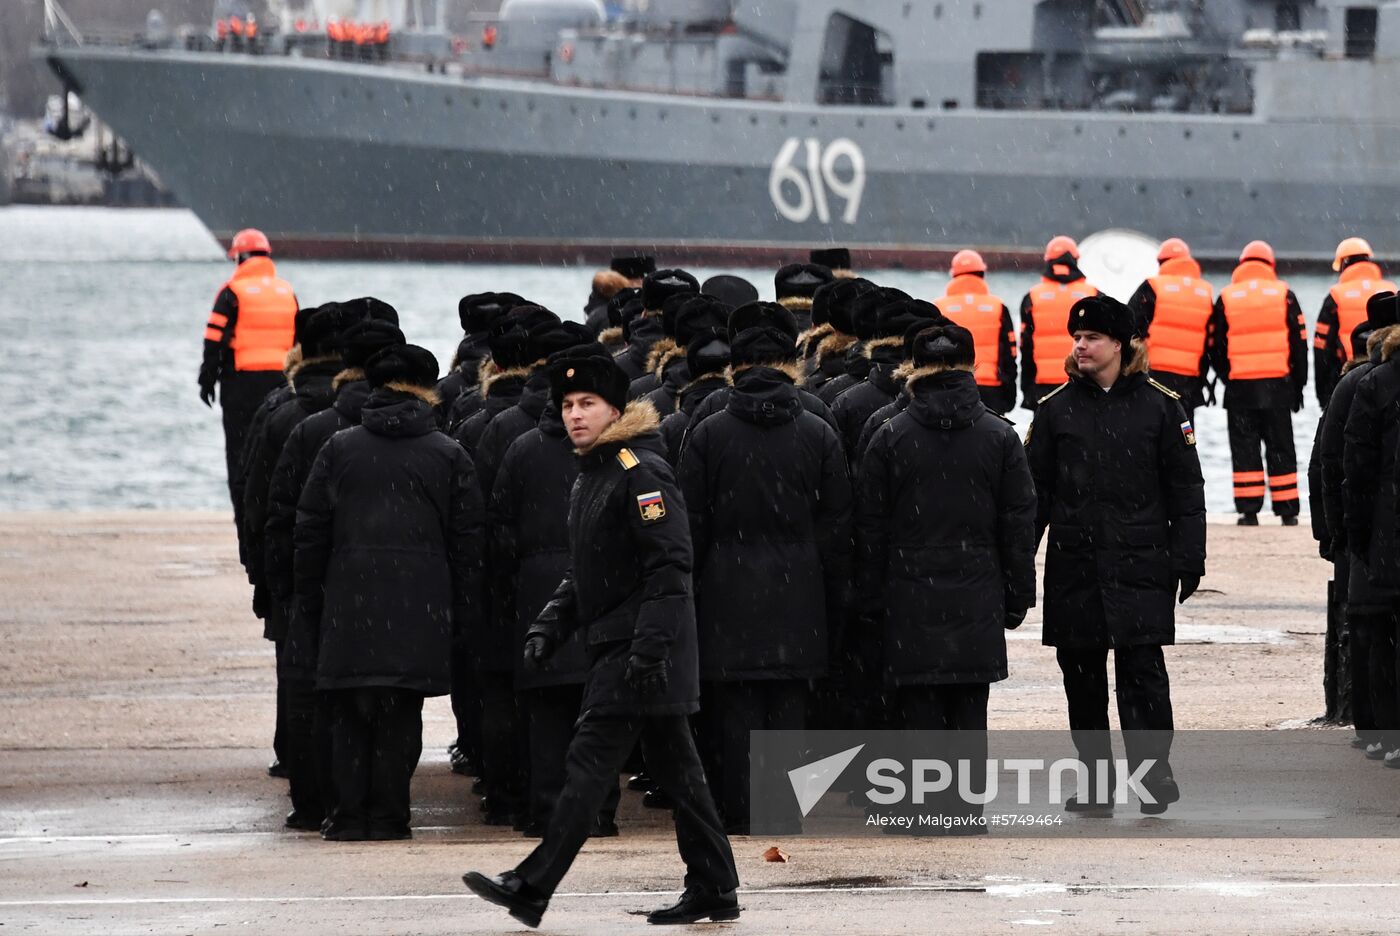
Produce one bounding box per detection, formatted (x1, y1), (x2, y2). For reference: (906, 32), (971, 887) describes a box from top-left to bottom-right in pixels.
(221, 256), (297, 372)
(1328, 262), (1397, 361)
(1219, 261), (1291, 381)
(939, 274), (1011, 387)
(1145, 257), (1214, 378)
(1026, 277), (1097, 385)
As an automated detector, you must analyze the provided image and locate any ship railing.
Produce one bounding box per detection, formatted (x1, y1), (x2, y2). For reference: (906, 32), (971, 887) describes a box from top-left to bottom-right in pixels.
(41, 0), (84, 46)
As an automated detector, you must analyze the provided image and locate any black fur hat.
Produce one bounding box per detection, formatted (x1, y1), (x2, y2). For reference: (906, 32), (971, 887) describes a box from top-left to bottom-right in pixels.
(301, 303), (362, 358)
(812, 277), (876, 332)
(729, 301), (799, 366)
(340, 319), (406, 368)
(458, 292), (526, 335)
(910, 323), (976, 369)
(547, 343), (630, 413)
(365, 343), (439, 389)
(728, 300), (799, 342)
(674, 295), (733, 347)
(876, 298), (943, 340)
(686, 327), (731, 378)
(1068, 295), (1137, 346)
(701, 274), (759, 309)
(489, 305), (560, 368)
(775, 262), (835, 301)
(341, 296), (400, 326)
(528, 320), (595, 362)
(853, 287), (909, 342)
(642, 269), (700, 312)
(810, 247), (852, 271)
(610, 256), (656, 280)
(607, 288), (642, 329)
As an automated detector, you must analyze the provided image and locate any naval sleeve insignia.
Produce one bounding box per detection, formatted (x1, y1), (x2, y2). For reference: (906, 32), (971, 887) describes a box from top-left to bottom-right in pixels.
(636, 490), (666, 522)
(616, 448), (640, 470)
(1181, 419), (1197, 446)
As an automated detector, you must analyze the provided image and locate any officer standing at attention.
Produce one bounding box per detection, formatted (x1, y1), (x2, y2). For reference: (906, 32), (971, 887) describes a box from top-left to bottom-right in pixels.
(1024, 295), (1206, 815)
(1207, 241), (1308, 526)
(462, 346), (739, 929)
(199, 228), (298, 510)
(1129, 238), (1215, 424)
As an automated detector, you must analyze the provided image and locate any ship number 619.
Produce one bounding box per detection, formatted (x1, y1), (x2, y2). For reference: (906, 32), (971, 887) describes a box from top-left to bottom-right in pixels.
(769, 137), (866, 225)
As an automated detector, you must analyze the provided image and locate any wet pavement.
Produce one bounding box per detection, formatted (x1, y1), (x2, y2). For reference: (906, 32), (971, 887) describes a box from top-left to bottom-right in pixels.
(2, 512), (1397, 934)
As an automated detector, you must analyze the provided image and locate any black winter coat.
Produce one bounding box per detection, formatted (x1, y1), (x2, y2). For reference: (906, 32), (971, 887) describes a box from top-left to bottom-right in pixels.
(451, 369), (529, 455)
(805, 332), (859, 398)
(473, 371), (550, 502)
(265, 374), (372, 608)
(614, 316), (665, 383)
(233, 381), (296, 573)
(681, 364), (839, 460)
(854, 394), (910, 470)
(659, 374), (729, 465)
(640, 356), (691, 416)
(817, 343), (868, 405)
(528, 402), (700, 716)
(436, 335), (490, 427)
(1025, 345), (1207, 648)
(856, 369), (1037, 685)
(1343, 334), (1400, 606)
(242, 357), (341, 639)
(1319, 341), (1385, 604)
(679, 368), (853, 681)
(294, 387), (485, 696)
(831, 340), (903, 463)
(627, 337), (684, 405)
(490, 406), (590, 689)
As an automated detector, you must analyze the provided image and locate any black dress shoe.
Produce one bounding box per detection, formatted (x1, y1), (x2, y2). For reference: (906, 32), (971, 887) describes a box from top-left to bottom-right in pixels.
(1064, 795), (1114, 815)
(471, 778), (486, 796)
(589, 818), (620, 838)
(642, 789), (675, 810)
(284, 809), (324, 831)
(646, 887), (740, 925)
(1351, 736), (1371, 749)
(627, 773), (652, 792)
(321, 822), (368, 842)
(1140, 775), (1181, 815)
(1365, 742), (1388, 760)
(267, 759), (290, 779)
(368, 826), (412, 841)
(1281, 515), (1299, 527)
(1237, 513), (1259, 526)
(462, 870), (548, 928)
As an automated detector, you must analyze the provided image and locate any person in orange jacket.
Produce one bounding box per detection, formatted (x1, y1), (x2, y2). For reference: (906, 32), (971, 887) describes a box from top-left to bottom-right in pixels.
(199, 228), (299, 510)
(936, 249), (1017, 414)
(1020, 235), (1098, 410)
(1315, 237), (1396, 407)
(1129, 238), (1215, 423)
(1207, 240), (1308, 526)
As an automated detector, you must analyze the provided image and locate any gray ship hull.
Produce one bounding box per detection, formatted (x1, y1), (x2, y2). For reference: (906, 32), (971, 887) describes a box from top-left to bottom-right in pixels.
(41, 46), (1400, 266)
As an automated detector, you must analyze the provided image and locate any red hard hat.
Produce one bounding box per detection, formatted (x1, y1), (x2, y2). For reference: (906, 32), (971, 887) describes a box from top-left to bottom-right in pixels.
(228, 228), (272, 259)
(1239, 240), (1275, 265)
(950, 249), (987, 277)
(1157, 237), (1190, 263)
(1044, 235), (1079, 262)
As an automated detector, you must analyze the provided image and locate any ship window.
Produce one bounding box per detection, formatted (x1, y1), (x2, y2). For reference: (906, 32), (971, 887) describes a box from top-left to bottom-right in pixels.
(817, 13), (894, 106)
(1275, 3), (1301, 32)
(1345, 8), (1378, 58)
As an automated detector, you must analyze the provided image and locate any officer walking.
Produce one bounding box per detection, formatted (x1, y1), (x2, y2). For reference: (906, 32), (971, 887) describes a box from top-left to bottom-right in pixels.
(1020, 235), (1099, 410)
(1207, 241), (1308, 526)
(463, 346), (738, 928)
(1129, 238), (1215, 424)
(936, 250), (1017, 414)
(1024, 295), (1206, 815)
(199, 228), (298, 510)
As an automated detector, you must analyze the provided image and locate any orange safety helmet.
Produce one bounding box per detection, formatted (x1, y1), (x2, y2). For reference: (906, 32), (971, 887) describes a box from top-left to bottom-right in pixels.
(950, 249), (987, 277)
(1157, 237), (1191, 263)
(1238, 240), (1275, 265)
(1043, 235), (1080, 262)
(228, 228), (272, 259)
(1333, 236), (1374, 272)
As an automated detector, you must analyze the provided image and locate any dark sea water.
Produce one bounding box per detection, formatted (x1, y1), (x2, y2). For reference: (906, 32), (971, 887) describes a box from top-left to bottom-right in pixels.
(0, 206), (1332, 514)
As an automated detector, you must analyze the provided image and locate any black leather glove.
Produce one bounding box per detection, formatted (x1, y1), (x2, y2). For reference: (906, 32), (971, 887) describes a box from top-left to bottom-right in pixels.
(1292, 391), (1305, 414)
(199, 370), (217, 408)
(1004, 608), (1027, 630)
(251, 582), (269, 620)
(522, 633), (554, 671)
(1177, 574), (1201, 605)
(1319, 538), (1334, 562)
(624, 654), (668, 697)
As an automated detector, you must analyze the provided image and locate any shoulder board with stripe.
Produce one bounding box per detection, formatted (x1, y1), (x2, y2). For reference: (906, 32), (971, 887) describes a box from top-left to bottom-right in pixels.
(616, 448), (640, 470)
(1148, 379), (1182, 400)
(1036, 382), (1071, 406)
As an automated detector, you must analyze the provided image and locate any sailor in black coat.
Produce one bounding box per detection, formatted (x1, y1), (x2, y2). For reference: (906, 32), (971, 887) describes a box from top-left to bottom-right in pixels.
(436, 292), (522, 426)
(463, 348), (738, 929)
(614, 269), (699, 383)
(679, 303), (853, 832)
(451, 305), (559, 457)
(857, 325), (1037, 828)
(294, 345), (485, 841)
(632, 295), (731, 415)
(801, 278), (875, 393)
(264, 318), (405, 829)
(659, 329), (731, 465)
(1024, 296), (1206, 814)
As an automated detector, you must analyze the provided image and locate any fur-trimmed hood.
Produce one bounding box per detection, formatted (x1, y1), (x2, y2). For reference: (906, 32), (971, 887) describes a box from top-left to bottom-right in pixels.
(778, 296), (814, 312)
(646, 337), (683, 378)
(798, 322), (835, 358)
(1063, 337), (1150, 382)
(382, 381), (441, 406)
(813, 331), (860, 370)
(283, 344), (304, 376)
(598, 325), (625, 349)
(332, 367), (367, 392)
(360, 386), (440, 438)
(1344, 325), (1397, 373)
(581, 399), (662, 454)
(287, 353), (342, 388)
(1382, 325), (1400, 362)
(730, 359), (805, 386)
(481, 363), (534, 397)
(901, 360), (975, 387)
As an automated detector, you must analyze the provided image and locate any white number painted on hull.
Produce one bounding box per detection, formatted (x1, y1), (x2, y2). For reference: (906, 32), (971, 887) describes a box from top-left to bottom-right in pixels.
(769, 137), (866, 225)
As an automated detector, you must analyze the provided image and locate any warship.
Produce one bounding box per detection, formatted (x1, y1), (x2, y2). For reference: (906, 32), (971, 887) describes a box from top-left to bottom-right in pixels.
(34, 0), (1400, 267)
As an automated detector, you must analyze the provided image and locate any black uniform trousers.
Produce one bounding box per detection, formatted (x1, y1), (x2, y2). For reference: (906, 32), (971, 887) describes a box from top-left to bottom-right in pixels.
(1227, 408), (1299, 517)
(283, 677), (331, 823)
(1056, 646), (1175, 797)
(516, 711), (738, 899)
(525, 685), (620, 827)
(449, 645), (483, 772)
(1350, 610), (1399, 748)
(1349, 605), (1379, 742)
(325, 687), (424, 837)
(890, 683), (991, 831)
(217, 370), (283, 511)
(696, 680), (807, 832)
(479, 670), (528, 821)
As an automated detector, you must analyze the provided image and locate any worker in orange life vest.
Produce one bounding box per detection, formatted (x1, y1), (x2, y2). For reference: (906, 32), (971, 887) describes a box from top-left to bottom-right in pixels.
(1206, 240), (1308, 526)
(1129, 237), (1215, 423)
(936, 249), (1017, 414)
(1314, 237), (1396, 407)
(1019, 235), (1098, 411)
(199, 228), (299, 510)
